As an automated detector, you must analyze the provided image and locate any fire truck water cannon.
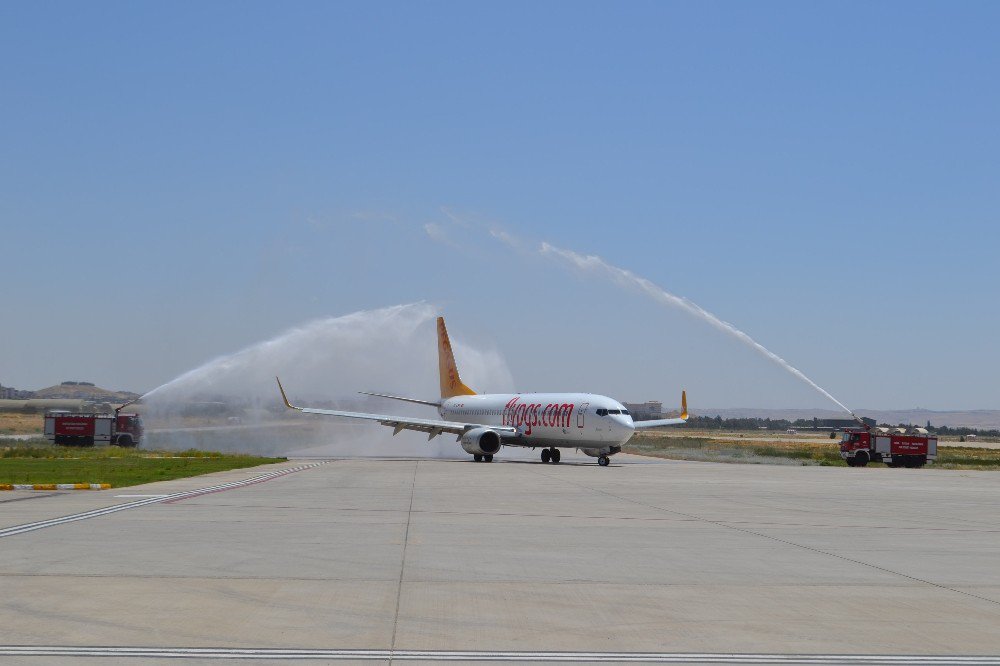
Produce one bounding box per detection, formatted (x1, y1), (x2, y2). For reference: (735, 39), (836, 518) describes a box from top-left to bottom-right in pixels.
(849, 410), (872, 431)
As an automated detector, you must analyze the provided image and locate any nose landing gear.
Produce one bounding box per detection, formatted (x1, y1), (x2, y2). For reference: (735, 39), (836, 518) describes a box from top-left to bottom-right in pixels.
(598, 455), (610, 467)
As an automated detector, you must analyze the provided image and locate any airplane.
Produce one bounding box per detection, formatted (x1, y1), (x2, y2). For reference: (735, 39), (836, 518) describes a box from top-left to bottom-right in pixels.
(276, 316), (687, 466)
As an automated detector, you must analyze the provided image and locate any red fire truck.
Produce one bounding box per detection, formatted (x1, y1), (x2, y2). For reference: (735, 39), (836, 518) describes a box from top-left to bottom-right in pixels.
(840, 426), (937, 468)
(44, 403), (144, 448)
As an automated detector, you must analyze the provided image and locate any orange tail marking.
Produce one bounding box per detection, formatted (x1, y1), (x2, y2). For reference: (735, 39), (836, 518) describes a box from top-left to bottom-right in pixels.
(437, 316), (476, 399)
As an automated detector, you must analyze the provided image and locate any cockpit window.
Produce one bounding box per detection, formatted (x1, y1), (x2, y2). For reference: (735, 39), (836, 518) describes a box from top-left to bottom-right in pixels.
(620, 409), (629, 415)
(608, 409), (621, 415)
(596, 408), (608, 416)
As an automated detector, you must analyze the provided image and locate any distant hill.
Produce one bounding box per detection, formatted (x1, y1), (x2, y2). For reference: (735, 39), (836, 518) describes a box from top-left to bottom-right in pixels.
(698, 407), (1000, 430)
(32, 381), (140, 403)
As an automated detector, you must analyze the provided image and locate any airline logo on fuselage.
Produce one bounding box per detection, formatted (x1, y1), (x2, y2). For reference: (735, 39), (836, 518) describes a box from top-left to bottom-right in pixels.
(503, 397), (574, 436)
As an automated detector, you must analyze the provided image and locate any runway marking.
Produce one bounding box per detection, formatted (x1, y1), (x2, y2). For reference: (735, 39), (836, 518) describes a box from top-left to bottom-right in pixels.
(0, 464), (324, 540)
(0, 647), (999, 663)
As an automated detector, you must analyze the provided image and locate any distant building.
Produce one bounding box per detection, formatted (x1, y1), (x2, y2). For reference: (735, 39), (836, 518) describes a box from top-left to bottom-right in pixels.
(622, 400), (663, 420)
(0, 383), (34, 399)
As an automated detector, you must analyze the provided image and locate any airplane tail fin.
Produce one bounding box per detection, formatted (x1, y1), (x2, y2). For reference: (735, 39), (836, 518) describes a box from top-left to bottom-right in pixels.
(437, 316), (476, 399)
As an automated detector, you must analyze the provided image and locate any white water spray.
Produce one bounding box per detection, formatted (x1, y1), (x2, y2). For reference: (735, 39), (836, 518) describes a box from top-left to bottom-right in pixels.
(140, 303), (514, 456)
(539, 242), (856, 417)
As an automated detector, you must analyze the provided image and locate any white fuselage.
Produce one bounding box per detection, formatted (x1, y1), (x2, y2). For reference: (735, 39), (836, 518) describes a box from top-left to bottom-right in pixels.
(439, 392), (635, 454)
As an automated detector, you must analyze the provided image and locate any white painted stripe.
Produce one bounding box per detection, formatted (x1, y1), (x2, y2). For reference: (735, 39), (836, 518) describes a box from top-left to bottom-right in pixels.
(0, 464), (323, 540)
(113, 494), (169, 498)
(0, 648), (997, 663)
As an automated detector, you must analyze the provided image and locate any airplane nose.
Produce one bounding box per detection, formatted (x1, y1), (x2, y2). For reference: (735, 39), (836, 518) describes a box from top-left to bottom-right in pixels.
(612, 415), (635, 435)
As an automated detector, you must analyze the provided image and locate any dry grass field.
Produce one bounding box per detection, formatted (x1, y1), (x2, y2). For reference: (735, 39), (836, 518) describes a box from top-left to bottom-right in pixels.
(0, 412), (43, 435)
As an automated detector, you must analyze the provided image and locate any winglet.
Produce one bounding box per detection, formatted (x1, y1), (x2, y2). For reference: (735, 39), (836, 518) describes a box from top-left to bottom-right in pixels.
(276, 377), (294, 409)
(680, 390), (688, 420)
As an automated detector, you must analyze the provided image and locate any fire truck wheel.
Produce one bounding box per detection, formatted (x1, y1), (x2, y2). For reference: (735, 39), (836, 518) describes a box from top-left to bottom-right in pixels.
(117, 436), (134, 448)
(854, 451), (870, 467)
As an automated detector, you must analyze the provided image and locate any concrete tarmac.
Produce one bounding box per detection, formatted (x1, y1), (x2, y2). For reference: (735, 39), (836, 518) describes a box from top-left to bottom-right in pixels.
(2, 450), (1000, 664)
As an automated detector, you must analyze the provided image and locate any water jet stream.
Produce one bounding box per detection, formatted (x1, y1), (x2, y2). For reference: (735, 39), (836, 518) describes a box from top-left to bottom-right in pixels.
(138, 303), (513, 456)
(539, 242), (856, 418)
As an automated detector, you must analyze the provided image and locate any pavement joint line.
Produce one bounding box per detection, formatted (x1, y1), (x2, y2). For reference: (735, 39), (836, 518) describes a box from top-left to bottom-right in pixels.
(0, 492), (61, 504)
(0, 647), (999, 663)
(390, 460), (419, 660)
(524, 466), (1000, 610)
(143, 500), (1000, 534)
(0, 463), (326, 540)
(6, 571), (985, 589)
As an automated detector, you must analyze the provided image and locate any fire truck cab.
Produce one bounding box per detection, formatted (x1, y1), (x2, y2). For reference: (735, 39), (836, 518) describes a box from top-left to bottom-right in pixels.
(840, 427), (936, 468)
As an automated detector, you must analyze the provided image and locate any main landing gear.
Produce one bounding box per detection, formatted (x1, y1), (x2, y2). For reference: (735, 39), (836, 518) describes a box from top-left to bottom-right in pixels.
(540, 448), (561, 464)
(472, 454), (494, 463)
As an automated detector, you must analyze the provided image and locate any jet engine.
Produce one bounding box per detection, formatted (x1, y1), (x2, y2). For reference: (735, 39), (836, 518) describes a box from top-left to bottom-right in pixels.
(460, 427), (502, 456)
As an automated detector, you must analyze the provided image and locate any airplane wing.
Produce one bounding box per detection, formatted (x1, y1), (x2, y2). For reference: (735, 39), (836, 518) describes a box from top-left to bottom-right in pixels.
(277, 378), (518, 441)
(632, 390), (689, 430)
(358, 391), (441, 407)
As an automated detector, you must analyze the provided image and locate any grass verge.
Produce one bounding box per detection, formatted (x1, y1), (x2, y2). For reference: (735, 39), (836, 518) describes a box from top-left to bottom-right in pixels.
(0, 441), (285, 487)
(625, 434), (1000, 470)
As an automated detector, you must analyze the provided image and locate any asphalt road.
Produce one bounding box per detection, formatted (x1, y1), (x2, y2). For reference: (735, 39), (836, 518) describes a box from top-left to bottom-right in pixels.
(2, 449), (1000, 664)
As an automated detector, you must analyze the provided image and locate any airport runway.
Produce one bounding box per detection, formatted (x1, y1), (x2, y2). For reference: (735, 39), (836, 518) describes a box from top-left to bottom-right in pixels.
(2, 450), (1000, 664)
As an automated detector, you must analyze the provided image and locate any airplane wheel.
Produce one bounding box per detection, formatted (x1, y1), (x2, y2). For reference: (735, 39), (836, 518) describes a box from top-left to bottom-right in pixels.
(474, 454), (482, 462)
(541, 449), (551, 463)
(551, 448), (561, 463)
(484, 454), (493, 463)
(598, 455), (610, 467)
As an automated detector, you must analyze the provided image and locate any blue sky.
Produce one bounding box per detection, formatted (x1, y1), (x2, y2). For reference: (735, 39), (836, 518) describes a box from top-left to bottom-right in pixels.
(2, 1), (997, 410)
